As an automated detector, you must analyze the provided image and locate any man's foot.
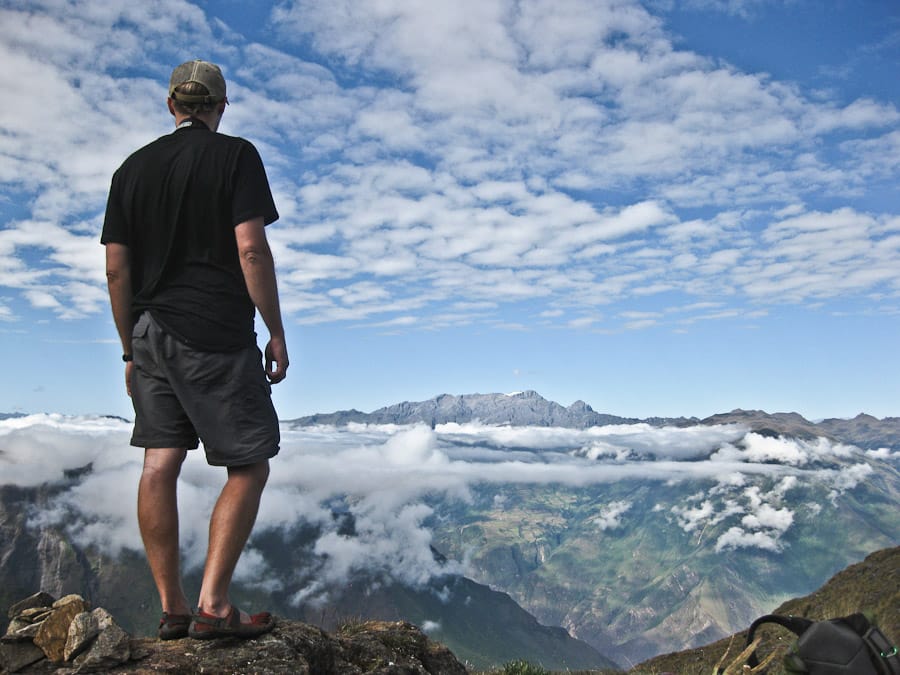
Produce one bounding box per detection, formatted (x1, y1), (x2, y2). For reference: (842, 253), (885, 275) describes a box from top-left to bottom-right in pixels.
(158, 612), (191, 640)
(188, 605), (275, 639)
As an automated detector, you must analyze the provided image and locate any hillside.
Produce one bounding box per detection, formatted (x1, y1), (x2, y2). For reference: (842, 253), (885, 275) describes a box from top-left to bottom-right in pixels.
(634, 545), (899, 674)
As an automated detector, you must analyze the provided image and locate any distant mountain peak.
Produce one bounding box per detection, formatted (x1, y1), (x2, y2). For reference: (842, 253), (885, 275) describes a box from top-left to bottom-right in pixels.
(287, 392), (900, 450)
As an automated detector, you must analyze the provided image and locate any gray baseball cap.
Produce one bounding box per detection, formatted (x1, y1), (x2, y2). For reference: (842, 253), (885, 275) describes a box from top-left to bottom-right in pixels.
(168, 59), (227, 104)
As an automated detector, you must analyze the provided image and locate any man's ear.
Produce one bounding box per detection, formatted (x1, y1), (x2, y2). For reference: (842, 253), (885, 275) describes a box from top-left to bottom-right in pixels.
(167, 98), (176, 116)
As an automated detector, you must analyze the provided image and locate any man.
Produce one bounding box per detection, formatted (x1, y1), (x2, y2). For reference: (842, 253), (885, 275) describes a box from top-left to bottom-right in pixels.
(102, 60), (288, 640)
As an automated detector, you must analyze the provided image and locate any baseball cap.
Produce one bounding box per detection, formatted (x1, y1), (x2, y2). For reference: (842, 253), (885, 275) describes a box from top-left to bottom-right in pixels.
(168, 59), (227, 104)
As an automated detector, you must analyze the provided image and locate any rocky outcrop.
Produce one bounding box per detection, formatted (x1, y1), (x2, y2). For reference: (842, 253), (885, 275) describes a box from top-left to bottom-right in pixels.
(2, 592), (131, 673)
(1, 592), (468, 674)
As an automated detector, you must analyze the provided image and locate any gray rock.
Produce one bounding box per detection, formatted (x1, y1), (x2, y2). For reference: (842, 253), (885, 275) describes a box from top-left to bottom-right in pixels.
(2, 620), (43, 642)
(70, 610), (130, 673)
(64, 611), (101, 661)
(7, 592), (55, 620)
(0, 640), (46, 672)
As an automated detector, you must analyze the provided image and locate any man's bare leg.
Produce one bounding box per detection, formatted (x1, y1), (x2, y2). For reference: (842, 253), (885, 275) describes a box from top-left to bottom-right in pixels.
(196, 459), (270, 619)
(138, 448), (191, 616)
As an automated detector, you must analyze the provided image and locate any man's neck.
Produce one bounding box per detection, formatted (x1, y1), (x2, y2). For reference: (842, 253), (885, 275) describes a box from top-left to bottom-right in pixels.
(173, 112), (219, 132)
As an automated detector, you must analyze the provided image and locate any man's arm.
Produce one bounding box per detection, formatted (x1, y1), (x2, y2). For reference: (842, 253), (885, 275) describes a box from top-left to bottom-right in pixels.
(235, 217), (289, 383)
(105, 242), (134, 396)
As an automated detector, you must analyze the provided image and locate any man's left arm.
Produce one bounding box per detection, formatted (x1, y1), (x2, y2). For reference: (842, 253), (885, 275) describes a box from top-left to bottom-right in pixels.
(235, 217), (289, 384)
(105, 242), (134, 396)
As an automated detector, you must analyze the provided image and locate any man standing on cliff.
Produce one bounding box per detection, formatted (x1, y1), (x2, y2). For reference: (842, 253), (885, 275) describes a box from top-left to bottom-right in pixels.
(102, 60), (287, 640)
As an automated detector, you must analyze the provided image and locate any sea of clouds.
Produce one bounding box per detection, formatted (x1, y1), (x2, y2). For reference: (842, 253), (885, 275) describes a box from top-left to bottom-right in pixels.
(1, 414), (893, 603)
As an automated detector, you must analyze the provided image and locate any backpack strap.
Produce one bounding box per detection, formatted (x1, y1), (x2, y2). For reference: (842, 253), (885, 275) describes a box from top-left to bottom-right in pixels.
(745, 615), (814, 669)
(832, 613), (900, 675)
(862, 624), (900, 675)
(744, 613), (899, 675)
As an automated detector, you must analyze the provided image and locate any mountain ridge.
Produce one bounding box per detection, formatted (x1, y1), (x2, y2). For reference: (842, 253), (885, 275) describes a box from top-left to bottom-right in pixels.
(288, 390), (900, 450)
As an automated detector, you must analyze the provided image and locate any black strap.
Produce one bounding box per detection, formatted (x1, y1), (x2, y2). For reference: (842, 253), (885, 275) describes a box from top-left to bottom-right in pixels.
(746, 615), (814, 669)
(863, 625), (900, 675)
(744, 613), (899, 675)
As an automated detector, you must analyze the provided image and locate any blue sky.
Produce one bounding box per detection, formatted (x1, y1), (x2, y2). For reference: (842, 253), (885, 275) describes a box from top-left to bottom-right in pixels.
(1, 0), (899, 421)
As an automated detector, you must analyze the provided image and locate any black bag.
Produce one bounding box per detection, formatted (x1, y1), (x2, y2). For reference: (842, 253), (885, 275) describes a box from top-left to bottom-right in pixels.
(745, 613), (899, 674)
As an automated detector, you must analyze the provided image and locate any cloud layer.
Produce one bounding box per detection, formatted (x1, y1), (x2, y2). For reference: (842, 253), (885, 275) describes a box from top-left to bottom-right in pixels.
(1, 0), (898, 335)
(2, 414), (890, 600)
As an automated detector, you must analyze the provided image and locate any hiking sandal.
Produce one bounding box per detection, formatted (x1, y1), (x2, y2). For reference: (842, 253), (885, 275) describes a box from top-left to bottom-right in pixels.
(158, 612), (191, 640)
(188, 605), (275, 639)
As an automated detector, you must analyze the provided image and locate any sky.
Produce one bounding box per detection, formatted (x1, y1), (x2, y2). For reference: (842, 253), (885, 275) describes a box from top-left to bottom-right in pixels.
(4, 414), (891, 602)
(1, 0), (899, 421)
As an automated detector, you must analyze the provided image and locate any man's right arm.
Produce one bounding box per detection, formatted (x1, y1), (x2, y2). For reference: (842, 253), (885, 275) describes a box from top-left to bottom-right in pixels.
(235, 217), (288, 384)
(105, 242), (134, 396)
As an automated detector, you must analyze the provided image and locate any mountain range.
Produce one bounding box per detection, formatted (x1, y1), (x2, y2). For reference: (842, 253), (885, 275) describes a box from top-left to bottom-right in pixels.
(289, 390), (900, 450)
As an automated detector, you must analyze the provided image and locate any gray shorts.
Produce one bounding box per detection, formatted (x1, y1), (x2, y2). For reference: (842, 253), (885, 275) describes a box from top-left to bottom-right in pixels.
(129, 312), (280, 466)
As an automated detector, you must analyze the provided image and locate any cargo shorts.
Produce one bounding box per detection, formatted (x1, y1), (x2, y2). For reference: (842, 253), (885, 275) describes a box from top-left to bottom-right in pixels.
(129, 311), (280, 466)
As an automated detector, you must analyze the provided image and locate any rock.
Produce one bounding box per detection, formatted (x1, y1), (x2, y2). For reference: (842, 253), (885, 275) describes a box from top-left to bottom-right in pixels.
(3, 592), (467, 674)
(7, 593), (55, 620)
(71, 609), (130, 673)
(125, 618), (463, 674)
(32, 594), (88, 662)
(3, 619), (43, 642)
(0, 640), (46, 673)
(64, 611), (101, 661)
(18, 607), (53, 623)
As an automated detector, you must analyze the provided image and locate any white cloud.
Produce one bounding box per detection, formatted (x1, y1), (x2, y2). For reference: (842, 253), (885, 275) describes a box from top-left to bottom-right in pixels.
(421, 620), (441, 633)
(1, 0), (898, 334)
(741, 503), (794, 533)
(715, 527), (783, 553)
(2, 416), (891, 591)
(593, 500), (632, 531)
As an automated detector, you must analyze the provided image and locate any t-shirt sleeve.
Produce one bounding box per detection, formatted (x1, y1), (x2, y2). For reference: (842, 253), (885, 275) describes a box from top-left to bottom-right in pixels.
(100, 170), (129, 245)
(232, 141), (279, 227)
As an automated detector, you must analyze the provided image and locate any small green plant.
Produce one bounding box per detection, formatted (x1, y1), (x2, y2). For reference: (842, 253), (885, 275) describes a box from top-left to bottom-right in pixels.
(501, 660), (551, 675)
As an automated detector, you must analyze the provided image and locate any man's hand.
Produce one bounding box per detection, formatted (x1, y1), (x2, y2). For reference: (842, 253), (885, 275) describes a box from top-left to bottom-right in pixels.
(125, 361), (134, 397)
(265, 335), (288, 384)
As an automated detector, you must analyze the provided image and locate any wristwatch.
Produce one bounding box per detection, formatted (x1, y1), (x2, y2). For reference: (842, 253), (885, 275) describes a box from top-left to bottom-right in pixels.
(122, 353), (133, 362)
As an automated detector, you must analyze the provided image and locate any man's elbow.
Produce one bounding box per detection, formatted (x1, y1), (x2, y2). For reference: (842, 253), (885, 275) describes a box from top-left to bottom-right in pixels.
(239, 244), (273, 267)
(106, 267), (128, 286)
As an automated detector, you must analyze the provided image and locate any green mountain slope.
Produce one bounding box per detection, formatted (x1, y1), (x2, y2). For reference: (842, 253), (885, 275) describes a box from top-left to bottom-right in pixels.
(429, 461), (900, 666)
(634, 545), (899, 675)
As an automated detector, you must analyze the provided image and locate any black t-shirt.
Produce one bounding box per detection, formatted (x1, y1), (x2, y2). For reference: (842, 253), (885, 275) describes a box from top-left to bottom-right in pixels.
(101, 119), (278, 351)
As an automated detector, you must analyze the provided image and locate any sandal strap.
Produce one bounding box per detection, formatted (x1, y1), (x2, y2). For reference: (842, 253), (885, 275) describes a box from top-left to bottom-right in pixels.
(192, 606), (240, 630)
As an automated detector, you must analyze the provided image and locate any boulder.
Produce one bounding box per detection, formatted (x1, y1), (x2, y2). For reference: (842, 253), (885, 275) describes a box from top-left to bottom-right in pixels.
(32, 594), (88, 662)
(70, 608), (130, 672)
(64, 611), (101, 661)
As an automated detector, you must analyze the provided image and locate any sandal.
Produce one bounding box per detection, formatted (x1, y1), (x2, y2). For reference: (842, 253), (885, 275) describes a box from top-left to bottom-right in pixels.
(188, 605), (275, 640)
(158, 612), (191, 640)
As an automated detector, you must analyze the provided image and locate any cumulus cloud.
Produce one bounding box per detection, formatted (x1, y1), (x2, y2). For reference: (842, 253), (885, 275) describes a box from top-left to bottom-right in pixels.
(593, 500), (632, 531)
(1, 0), (898, 336)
